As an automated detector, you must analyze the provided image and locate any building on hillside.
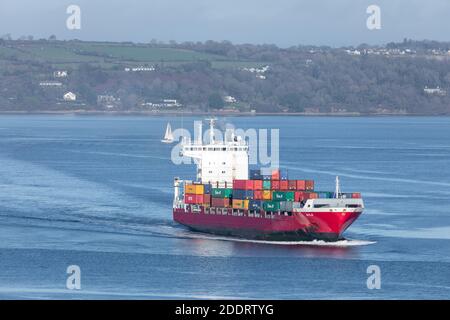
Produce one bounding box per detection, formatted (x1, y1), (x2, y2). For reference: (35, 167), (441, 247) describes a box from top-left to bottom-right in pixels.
(224, 96), (237, 103)
(424, 86), (447, 96)
(63, 92), (77, 101)
(39, 81), (62, 87)
(53, 70), (68, 78)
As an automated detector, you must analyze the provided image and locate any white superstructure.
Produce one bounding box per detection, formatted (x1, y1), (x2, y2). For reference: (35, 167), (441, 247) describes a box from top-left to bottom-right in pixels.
(180, 119), (249, 187)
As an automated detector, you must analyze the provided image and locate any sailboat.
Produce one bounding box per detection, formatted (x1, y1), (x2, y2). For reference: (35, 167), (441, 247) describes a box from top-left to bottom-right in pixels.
(161, 122), (174, 143)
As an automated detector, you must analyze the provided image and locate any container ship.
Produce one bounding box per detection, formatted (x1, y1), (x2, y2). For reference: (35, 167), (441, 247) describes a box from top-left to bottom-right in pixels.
(172, 119), (364, 242)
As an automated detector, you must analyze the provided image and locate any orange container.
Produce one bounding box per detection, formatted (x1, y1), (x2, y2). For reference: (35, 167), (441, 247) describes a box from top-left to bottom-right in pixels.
(296, 180), (306, 190)
(253, 180), (263, 190)
(254, 190), (263, 200)
(185, 184), (204, 195)
(305, 180), (314, 191)
(288, 180), (297, 190)
(271, 169), (280, 180)
(262, 190), (272, 200)
(280, 180), (288, 191)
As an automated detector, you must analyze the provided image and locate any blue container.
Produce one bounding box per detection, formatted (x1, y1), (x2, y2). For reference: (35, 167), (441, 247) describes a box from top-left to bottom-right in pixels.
(233, 189), (254, 200)
(203, 184), (211, 194)
(279, 169), (289, 181)
(248, 200), (262, 210)
(250, 169), (262, 180)
(262, 174), (272, 181)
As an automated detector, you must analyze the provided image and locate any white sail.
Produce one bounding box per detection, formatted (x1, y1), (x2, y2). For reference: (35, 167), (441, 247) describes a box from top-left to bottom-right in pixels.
(161, 122), (174, 143)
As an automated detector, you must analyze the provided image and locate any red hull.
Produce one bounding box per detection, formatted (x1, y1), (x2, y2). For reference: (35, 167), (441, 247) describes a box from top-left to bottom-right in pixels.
(173, 207), (361, 241)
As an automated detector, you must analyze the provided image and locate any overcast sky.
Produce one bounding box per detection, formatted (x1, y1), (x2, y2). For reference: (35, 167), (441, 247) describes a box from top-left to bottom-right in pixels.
(0, 0), (449, 47)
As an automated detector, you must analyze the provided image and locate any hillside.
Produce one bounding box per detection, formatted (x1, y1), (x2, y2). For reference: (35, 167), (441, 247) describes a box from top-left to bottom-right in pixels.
(1, 38), (450, 114)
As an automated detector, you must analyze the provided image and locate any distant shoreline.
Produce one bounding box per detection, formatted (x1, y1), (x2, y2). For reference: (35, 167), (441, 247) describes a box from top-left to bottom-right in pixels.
(0, 110), (439, 116)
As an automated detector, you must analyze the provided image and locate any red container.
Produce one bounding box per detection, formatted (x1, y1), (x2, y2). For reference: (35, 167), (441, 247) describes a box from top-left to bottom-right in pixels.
(254, 190), (263, 200)
(305, 180), (314, 191)
(211, 197), (231, 207)
(280, 180), (288, 191)
(233, 179), (254, 190)
(271, 169), (280, 180)
(203, 194), (211, 205)
(271, 180), (280, 190)
(253, 180), (263, 190)
(351, 193), (361, 199)
(185, 194), (204, 204)
(295, 191), (307, 201)
(288, 180), (297, 190)
(296, 180), (306, 191)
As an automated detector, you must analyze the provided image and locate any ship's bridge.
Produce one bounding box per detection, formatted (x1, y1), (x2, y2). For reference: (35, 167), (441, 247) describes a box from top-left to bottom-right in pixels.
(180, 119), (249, 187)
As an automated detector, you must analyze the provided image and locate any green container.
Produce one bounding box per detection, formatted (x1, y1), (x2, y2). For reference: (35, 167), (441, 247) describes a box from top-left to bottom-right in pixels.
(211, 188), (232, 198)
(272, 191), (286, 201)
(263, 201), (280, 212)
(263, 180), (271, 190)
(285, 191), (295, 201)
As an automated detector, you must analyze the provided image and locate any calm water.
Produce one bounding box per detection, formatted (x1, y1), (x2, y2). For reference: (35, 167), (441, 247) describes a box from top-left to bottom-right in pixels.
(0, 115), (449, 299)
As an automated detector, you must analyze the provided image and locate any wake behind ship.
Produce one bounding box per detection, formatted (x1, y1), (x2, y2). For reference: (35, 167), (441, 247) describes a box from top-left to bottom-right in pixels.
(172, 119), (364, 241)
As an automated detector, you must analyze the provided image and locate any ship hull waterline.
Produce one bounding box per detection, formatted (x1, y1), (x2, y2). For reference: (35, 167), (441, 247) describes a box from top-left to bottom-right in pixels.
(173, 207), (361, 242)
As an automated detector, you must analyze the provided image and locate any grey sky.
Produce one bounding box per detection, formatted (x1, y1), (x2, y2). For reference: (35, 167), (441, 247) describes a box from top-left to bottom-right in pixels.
(0, 0), (449, 47)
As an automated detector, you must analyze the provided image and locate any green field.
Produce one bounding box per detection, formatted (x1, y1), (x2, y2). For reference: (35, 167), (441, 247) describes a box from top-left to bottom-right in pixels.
(0, 41), (265, 69)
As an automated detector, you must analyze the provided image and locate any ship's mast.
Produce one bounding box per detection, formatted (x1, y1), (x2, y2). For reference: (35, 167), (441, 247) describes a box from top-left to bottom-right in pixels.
(335, 176), (341, 198)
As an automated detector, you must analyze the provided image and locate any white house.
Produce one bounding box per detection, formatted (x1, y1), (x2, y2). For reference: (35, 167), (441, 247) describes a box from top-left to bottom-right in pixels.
(224, 96), (237, 103)
(54, 70), (68, 78)
(63, 92), (77, 101)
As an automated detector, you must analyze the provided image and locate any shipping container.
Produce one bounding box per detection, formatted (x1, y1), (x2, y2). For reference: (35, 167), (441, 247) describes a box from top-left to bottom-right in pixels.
(308, 192), (318, 199)
(203, 194), (211, 205)
(263, 201), (280, 212)
(263, 180), (271, 190)
(253, 180), (263, 190)
(250, 169), (262, 180)
(211, 188), (233, 198)
(288, 180), (297, 190)
(254, 190), (263, 200)
(280, 180), (288, 191)
(279, 169), (289, 181)
(285, 191), (295, 201)
(295, 191), (310, 201)
(296, 180), (306, 191)
(248, 200), (262, 210)
(185, 184), (204, 195)
(211, 197), (231, 207)
(233, 179), (254, 190)
(279, 201), (293, 212)
(317, 191), (333, 199)
(352, 193), (362, 199)
(292, 202), (303, 209)
(185, 194), (204, 204)
(262, 174), (272, 181)
(262, 190), (272, 200)
(271, 180), (280, 190)
(305, 180), (314, 191)
(232, 189), (254, 200)
(272, 191), (286, 201)
(271, 169), (280, 180)
(203, 184), (211, 194)
(232, 199), (249, 209)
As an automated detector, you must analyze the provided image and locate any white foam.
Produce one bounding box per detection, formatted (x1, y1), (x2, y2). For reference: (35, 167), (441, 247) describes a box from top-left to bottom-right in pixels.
(181, 233), (376, 247)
